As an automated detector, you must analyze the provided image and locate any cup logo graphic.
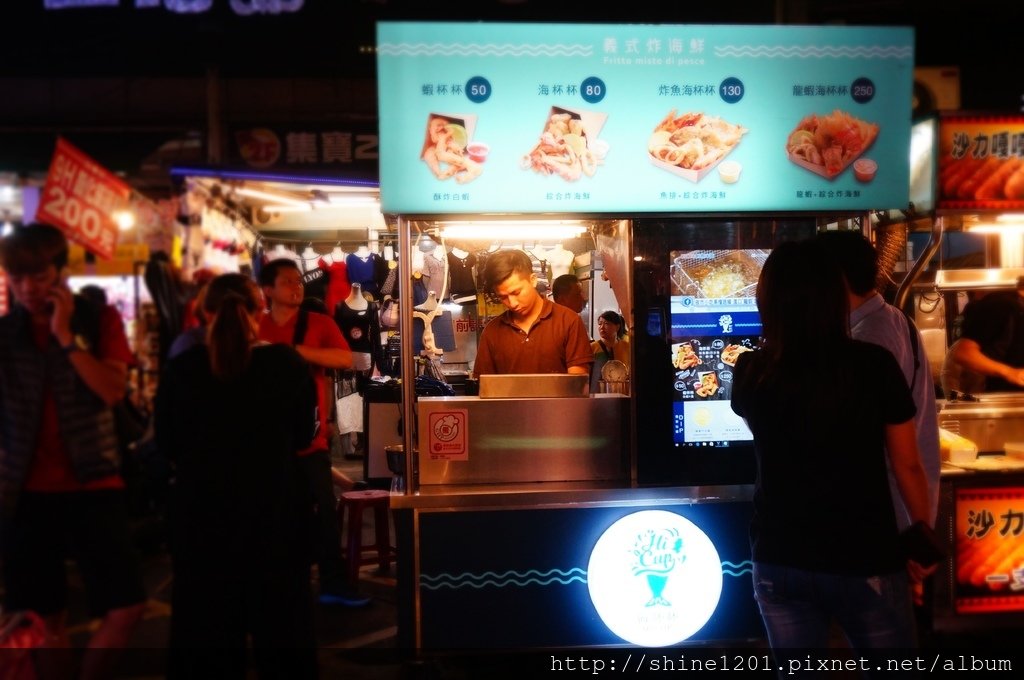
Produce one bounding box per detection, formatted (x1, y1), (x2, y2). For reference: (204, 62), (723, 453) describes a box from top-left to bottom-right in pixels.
(588, 510), (722, 647)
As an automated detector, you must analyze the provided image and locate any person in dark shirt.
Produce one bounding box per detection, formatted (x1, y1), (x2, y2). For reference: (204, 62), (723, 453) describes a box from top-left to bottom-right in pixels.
(950, 277), (1024, 392)
(730, 240), (937, 663)
(472, 250), (592, 377)
(155, 273), (319, 678)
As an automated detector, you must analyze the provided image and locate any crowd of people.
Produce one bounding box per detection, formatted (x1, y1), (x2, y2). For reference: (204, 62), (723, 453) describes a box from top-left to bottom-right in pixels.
(0, 223), (374, 679)
(0, 225), (961, 676)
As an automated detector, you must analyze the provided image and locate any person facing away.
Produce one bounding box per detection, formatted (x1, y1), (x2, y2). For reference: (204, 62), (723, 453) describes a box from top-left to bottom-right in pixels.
(815, 230), (941, 531)
(472, 249), (593, 378)
(155, 273), (318, 678)
(256, 258), (368, 606)
(0, 223), (146, 680)
(948, 275), (1024, 392)
(730, 239), (937, 663)
(551, 273), (585, 315)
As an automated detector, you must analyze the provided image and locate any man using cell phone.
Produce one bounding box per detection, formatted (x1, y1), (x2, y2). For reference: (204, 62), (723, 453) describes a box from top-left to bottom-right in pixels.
(0, 223), (145, 678)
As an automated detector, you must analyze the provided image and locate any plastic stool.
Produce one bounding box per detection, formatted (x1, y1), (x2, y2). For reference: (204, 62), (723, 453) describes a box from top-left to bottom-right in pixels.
(337, 489), (395, 586)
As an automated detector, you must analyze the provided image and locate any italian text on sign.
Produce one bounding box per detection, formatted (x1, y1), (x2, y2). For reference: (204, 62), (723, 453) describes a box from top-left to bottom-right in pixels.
(38, 138), (131, 260)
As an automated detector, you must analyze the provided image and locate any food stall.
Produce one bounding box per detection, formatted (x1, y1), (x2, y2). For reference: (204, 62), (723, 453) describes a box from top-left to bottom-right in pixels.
(909, 113), (1024, 634)
(377, 21), (914, 649)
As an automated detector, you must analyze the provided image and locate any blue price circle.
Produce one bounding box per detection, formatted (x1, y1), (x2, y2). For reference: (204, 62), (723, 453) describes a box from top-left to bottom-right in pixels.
(466, 76), (492, 103)
(719, 77), (745, 104)
(851, 77), (875, 104)
(580, 77), (607, 104)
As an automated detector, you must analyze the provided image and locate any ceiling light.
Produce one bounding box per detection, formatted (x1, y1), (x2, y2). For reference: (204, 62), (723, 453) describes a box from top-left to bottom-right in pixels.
(440, 221), (587, 240)
(234, 186), (310, 208)
(113, 210), (135, 231)
(264, 204), (313, 213)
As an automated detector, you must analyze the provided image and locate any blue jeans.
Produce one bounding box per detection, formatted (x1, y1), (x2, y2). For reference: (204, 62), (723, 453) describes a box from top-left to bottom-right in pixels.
(753, 562), (916, 677)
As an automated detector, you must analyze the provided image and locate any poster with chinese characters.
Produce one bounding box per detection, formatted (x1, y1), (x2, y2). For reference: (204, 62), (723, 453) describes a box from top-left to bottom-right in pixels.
(954, 486), (1024, 614)
(37, 138), (131, 260)
(377, 22), (914, 214)
(937, 115), (1024, 211)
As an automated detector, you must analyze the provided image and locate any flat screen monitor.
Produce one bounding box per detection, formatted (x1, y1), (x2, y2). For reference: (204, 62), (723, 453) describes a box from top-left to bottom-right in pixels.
(668, 249), (767, 449)
(632, 218), (817, 486)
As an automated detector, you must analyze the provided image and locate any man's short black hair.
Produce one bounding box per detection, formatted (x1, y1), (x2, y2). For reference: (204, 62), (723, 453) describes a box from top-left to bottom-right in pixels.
(551, 274), (581, 300)
(481, 249), (533, 296)
(815, 230), (878, 296)
(0, 222), (69, 275)
(258, 258), (301, 288)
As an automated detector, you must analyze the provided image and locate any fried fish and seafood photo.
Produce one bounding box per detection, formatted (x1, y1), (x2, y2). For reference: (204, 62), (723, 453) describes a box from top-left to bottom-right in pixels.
(672, 342), (701, 371)
(521, 107), (607, 182)
(785, 109), (879, 179)
(647, 110), (747, 182)
(421, 114), (485, 184)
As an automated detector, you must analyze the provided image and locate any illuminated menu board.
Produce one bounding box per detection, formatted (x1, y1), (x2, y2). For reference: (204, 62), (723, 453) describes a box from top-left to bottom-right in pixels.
(955, 485), (1024, 614)
(377, 22), (914, 214)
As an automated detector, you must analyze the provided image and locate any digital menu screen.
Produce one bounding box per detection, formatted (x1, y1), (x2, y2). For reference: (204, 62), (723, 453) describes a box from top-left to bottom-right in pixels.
(668, 249), (767, 449)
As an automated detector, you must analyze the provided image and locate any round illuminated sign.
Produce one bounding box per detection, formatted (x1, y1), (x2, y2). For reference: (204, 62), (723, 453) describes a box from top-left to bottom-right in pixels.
(587, 510), (722, 647)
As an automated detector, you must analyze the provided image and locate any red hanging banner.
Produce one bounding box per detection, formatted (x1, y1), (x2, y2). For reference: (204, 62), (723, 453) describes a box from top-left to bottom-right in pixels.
(37, 138), (131, 260)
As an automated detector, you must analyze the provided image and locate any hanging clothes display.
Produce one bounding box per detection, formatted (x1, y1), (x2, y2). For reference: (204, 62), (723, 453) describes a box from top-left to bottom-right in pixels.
(447, 248), (478, 303)
(346, 247), (383, 299)
(321, 251), (351, 314)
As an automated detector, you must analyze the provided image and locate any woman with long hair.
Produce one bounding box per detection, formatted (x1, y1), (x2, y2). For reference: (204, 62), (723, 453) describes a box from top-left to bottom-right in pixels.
(730, 240), (938, 663)
(155, 273), (318, 678)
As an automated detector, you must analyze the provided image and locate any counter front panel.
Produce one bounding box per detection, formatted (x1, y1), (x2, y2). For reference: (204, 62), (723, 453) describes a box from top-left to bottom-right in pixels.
(411, 496), (763, 648)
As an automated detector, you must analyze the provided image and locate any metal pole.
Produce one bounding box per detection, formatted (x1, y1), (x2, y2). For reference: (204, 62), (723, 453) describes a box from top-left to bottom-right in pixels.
(397, 216), (416, 495)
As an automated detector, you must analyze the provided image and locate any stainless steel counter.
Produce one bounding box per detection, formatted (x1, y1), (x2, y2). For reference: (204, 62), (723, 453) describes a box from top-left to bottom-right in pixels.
(415, 393), (630, 486)
(389, 480), (753, 510)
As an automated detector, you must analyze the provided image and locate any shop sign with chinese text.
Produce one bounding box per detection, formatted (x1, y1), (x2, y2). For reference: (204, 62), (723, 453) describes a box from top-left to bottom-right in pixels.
(377, 23), (914, 214)
(937, 115), (1024, 211)
(37, 138), (130, 260)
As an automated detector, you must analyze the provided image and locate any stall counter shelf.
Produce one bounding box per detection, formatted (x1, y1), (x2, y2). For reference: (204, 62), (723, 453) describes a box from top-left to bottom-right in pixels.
(390, 481), (765, 649)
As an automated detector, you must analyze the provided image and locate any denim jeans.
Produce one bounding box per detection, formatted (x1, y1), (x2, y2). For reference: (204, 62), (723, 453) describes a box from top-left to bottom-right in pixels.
(752, 562), (916, 677)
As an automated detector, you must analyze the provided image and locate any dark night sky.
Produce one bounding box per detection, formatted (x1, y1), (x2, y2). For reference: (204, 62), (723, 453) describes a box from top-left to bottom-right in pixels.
(2, 1), (1021, 111)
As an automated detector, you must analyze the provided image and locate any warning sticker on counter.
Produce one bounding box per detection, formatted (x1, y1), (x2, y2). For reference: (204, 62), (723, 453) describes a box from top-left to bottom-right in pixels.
(427, 409), (468, 461)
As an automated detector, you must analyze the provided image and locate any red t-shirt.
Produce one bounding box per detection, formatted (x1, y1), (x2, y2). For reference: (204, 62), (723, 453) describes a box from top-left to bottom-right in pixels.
(24, 305), (134, 492)
(258, 309), (349, 454)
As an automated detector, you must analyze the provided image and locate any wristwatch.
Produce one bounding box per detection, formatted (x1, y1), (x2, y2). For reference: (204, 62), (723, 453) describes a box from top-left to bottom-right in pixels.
(61, 334), (91, 355)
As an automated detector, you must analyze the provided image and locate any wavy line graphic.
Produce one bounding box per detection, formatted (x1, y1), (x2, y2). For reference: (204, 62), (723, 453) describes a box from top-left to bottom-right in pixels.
(419, 562), (755, 590)
(421, 567), (586, 586)
(720, 560), (753, 570)
(721, 568), (754, 577)
(378, 42), (593, 57)
(713, 45), (912, 59)
(422, 575), (589, 591)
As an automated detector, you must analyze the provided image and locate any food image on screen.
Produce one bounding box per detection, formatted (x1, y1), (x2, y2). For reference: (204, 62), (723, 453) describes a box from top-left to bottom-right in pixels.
(670, 250), (768, 299)
(786, 109), (879, 179)
(521, 107), (605, 182)
(720, 343), (753, 367)
(695, 371), (719, 398)
(421, 114), (483, 184)
(673, 342), (701, 370)
(648, 110), (747, 182)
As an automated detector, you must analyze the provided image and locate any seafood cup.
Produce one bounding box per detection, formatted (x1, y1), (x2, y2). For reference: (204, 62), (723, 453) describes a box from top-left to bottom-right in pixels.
(466, 141), (490, 163)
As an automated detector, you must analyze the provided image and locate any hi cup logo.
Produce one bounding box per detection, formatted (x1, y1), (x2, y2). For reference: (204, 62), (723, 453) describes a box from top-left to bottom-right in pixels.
(587, 510), (722, 647)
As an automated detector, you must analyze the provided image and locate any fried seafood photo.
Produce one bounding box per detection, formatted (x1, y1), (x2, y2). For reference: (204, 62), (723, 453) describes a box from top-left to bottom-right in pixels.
(421, 115), (483, 184)
(648, 110), (747, 181)
(521, 109), (602, 182)
(786, 110), (879, 178)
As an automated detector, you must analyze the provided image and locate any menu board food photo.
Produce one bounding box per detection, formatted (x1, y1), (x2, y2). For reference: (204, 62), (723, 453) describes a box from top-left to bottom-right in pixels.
(378, 22), (914, 214)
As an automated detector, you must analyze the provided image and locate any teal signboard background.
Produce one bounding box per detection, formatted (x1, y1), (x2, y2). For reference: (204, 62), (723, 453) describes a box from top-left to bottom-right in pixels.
(377, 22), (913, 215)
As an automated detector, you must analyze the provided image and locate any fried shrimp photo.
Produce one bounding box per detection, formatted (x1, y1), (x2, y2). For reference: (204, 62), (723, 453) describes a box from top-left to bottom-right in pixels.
(421, 116), (483, 184)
